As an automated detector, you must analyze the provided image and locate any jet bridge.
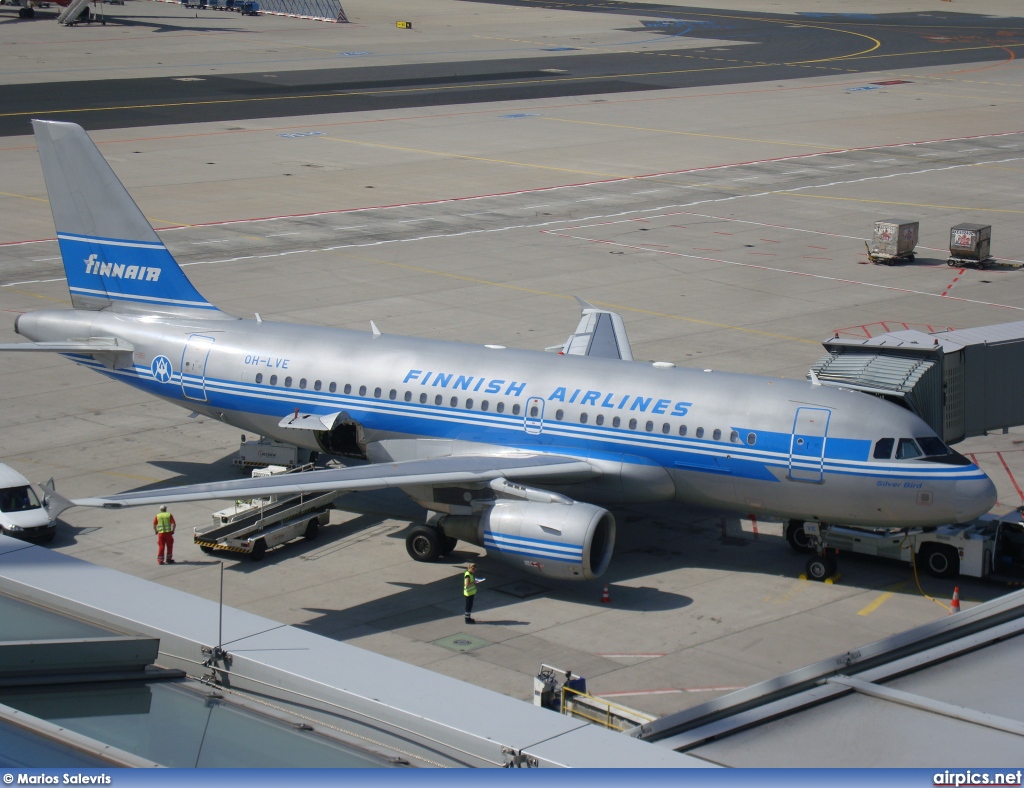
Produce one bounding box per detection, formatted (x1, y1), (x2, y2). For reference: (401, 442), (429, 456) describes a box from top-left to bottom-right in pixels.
(810, 320), (1024, 444)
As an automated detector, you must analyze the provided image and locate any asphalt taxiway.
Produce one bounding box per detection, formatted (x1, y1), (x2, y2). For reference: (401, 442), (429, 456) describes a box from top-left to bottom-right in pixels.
(1, 0), (1024, 719)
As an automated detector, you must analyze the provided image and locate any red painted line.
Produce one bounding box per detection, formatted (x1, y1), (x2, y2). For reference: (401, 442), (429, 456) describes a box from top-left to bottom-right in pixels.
(713, 231), (732, 235)
(808, 245), (829, 250)
(759, 238), (781, 243)
(940, 268), (966, 297)
(693, 247), (722, 251)
(803, 256), (833, 261)
(750, 513), (759, 540)
(997, 452), (1024, 504)
(968, 453), (978, 464)
(748, 252), (777, 256)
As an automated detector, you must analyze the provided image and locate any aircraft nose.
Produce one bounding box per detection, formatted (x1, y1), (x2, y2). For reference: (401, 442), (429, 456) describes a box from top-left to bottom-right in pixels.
(954, 474), (997, 523)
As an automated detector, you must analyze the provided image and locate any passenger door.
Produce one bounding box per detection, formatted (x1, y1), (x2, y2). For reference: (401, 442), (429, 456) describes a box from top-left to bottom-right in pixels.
(524, 397), (545, 435)
(180, 335), (214, 401)
(789, 406), (830, 483)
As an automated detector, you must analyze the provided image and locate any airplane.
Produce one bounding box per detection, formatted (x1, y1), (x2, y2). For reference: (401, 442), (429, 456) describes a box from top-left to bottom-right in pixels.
(0, 0), (106, 22)
(1, 120), (998, 581)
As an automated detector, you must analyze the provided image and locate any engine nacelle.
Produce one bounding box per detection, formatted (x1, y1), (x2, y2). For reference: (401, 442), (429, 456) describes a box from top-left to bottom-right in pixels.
(441, 500), (616, 580)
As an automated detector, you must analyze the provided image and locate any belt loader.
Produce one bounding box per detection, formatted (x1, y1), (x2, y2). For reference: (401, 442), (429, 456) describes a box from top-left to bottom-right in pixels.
(194, 464), (333, 561)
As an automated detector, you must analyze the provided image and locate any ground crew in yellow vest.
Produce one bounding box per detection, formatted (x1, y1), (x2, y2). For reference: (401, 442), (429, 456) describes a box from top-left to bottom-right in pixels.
(153, 505), (176, 565)
(463, 562), (481, 624)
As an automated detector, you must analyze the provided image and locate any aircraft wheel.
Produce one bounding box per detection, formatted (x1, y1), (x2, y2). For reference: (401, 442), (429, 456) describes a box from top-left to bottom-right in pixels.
(922, 544), (959, 579)
(303, 518), (319, 541)
(786, 520), (815, 554)
(249, 538), (267, 562)
(406, 525), (441, 562)
(19, 6), (35, 17)
(806, 554), (836, 582)
(438, 533), (458, 557)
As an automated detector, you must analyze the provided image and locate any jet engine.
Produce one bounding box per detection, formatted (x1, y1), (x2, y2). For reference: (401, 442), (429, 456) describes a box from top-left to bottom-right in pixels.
(439, 500), (616, 580)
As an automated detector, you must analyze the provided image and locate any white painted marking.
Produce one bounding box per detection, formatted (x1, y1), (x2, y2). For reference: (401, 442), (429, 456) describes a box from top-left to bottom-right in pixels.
(576, 197), (603, 202)
(631, 190), (662, 195)
(957, 148), (979, 153)
(398, 218), (434, 223)
(191, 240), (232, 245)
(31, 257), (60, 262)
(872, 158), (896, 163)
(522, 204), (550, 209)
(265, 232), (300, 237)
(460, 211), (492, 216)
(731, 176), (760, 181)
(826, 164), (855, 169)
(334, 225), (368, 230)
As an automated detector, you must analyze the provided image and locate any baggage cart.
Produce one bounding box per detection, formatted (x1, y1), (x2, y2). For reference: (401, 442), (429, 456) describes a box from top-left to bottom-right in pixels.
(866, 219), (919, 265)
(948, 223), (993, 268)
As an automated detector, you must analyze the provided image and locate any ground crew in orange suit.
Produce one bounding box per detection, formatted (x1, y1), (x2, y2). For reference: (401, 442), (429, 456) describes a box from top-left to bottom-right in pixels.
(153, 504), (176, 565)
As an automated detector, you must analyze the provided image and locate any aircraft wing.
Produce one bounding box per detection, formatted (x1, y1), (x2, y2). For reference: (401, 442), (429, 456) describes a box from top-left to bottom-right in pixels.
(0, 338), (134, 354)
(73, 454), (598, 508)
(547, 297), (633, 361)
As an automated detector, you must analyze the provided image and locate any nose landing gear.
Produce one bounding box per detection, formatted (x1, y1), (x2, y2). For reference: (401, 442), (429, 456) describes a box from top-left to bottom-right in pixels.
(797, 522), (841, 583)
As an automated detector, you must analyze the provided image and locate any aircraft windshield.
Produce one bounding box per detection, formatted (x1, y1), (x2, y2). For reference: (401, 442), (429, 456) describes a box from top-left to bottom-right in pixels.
(0, 485), (41, 513)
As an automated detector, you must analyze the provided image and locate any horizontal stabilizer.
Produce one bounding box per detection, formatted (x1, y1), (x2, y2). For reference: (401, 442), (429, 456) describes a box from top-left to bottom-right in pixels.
(73, 454), (598, 508)
(0, 337), (134, 354)
(552, 297), (633, 361)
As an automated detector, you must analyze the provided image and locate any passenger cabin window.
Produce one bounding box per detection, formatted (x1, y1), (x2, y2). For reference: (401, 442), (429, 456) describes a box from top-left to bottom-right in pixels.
(713, 429), (721, 441)
(612, 417), (621, 428)
(374, 387), (382, 398)
(420, 393), (428, 404)
(404, 391), (412, 402)
(661, 423), (669, 434)
(679, 425), (687, 436)
(730, 431), (739, 443)
(896, 438), (923, 460)
(329, 382), (337, 393)
(530, 405), (539, 417)
(359, 386), (367, 396)
(556, 410), (564, 420)
(512, 404), (521, 416)
(629, 419), (637, 430)
(481, 401), (489, 411)
(596, 415), (605, 426)
(270, 375), (278, 386)
(580, 413), (588, 424)
(450, 396), (459, 407)
(435, 395), (443, 406)
(466, 399), (474, 409)
(389, 389), (397, 400)
(873, 438), (895, 460)
(645, 421), (654, 432)
(299, 378), (307, 390)
(496, 402), (505, 414)
(695, 427), (704, 438)
(255, 373), (263, 384)
(285, 377), (293, 388)
(746, 432), (756, 445)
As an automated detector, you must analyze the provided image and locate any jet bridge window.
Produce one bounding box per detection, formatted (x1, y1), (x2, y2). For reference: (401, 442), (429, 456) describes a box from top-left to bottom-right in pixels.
(896, 438), (923, 460)
(873, 438), (895, 460)
(255, 373), (263, 384)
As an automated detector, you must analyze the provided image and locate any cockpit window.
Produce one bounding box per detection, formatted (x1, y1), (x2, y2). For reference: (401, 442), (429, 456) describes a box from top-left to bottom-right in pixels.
(873, 438), (894, 460)
(896, 438), (923, 460)
(917, 436), (952, 458)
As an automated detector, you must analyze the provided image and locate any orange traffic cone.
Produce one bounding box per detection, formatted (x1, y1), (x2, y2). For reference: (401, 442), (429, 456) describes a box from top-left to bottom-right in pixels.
(949, 586), (961, 614)
(601, 584), (611, 604)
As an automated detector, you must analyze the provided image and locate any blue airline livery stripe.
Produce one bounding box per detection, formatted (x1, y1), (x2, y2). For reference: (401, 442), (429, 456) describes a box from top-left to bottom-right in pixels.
(57, 233), (166, 250)
(69, 286), (218, 309)
(483, 531), (583, 563)
(70, 358), (988, 484)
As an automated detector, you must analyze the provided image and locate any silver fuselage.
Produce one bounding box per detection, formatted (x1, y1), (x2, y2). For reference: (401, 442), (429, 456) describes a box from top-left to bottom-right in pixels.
(16, 309), (997, 528)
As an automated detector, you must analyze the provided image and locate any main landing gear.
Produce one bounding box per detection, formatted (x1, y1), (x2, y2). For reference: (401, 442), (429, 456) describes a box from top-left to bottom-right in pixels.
(405, 521), (458, 562)
(787, 520), (839, 583)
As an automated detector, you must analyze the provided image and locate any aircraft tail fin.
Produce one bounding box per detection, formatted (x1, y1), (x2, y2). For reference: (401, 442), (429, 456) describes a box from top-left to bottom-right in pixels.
(32, 120), (230, 318)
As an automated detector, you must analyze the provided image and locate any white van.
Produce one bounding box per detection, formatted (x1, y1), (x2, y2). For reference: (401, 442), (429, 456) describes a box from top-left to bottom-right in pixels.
(0, 463), (57, 543)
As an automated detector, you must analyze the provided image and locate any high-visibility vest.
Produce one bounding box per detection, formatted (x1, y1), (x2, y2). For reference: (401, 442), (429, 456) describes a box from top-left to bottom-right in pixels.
(464, 570), (477, 597)
(156, 511), (174, 533)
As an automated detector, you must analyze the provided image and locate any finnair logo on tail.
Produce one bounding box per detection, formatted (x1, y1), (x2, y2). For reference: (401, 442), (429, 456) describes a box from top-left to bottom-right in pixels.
(84, 253), (161, 282)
